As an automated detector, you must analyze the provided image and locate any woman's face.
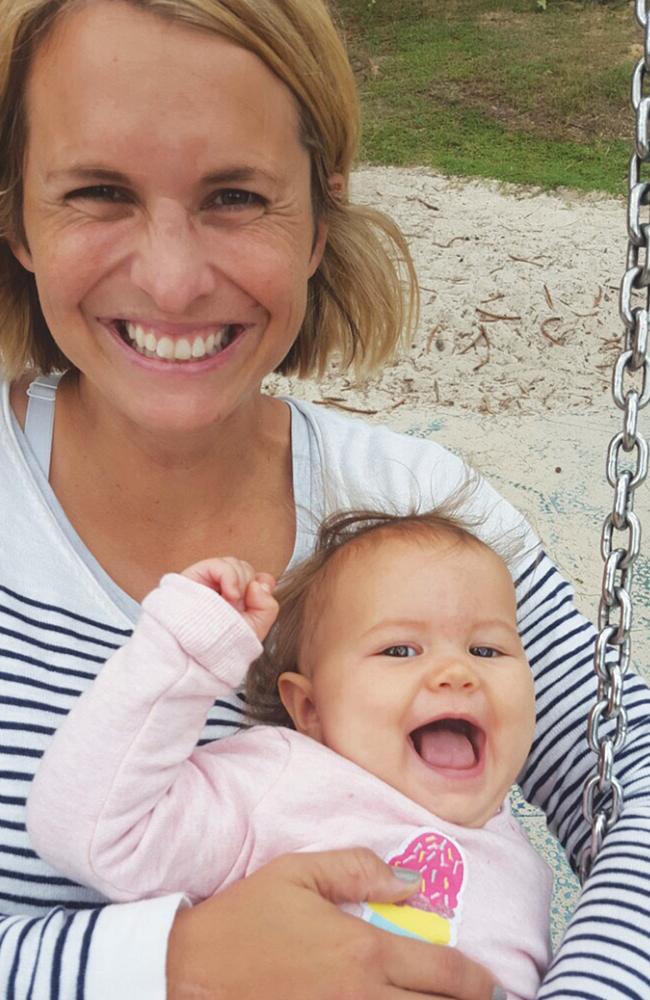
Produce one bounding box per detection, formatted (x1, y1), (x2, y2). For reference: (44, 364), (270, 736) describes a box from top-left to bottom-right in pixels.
(15, 1), (327, 434)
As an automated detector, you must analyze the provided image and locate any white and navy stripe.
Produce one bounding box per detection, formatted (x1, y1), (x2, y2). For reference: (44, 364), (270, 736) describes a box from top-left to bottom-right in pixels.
(516, 552), (650, 999)
(0, 582), (246, 998)
(2, 553), (650, 996)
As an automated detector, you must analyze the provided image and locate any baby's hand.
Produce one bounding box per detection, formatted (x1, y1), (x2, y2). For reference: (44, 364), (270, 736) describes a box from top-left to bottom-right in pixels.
(181, 557), (278, 641)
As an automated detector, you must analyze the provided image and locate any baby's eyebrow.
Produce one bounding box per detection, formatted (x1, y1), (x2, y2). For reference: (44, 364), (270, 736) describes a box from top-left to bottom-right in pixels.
(360, 618), (425, 638)
(472, 619), (522, 642)
(474, 617), (516, 628)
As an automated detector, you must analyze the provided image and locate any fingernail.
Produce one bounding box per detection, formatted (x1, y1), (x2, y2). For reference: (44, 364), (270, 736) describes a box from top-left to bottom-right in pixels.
(492, 988), (507, 1000)
(392, 866), (421, 883)
(259, 582), (271, 593)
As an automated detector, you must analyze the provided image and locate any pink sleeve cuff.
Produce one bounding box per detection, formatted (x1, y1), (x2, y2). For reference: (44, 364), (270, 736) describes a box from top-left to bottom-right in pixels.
(142, 574), (263, 687)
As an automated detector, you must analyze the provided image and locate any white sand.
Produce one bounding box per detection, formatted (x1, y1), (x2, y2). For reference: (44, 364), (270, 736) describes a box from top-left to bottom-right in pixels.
(272, 166), (627, 420)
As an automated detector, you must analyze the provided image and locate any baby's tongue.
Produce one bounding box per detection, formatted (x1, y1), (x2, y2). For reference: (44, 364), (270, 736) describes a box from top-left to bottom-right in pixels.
(418, 724), (475, 769)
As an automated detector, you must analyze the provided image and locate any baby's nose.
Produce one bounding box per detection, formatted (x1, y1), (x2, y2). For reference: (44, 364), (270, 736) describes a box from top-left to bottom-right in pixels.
(425, 657), (479, 691)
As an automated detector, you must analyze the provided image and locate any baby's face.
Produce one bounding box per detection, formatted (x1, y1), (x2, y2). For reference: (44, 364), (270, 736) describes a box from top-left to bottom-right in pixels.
(282, 532), (535, 827)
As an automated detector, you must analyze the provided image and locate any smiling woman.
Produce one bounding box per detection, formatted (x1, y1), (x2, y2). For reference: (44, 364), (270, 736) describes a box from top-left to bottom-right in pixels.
(0, 0), (415, 387)
(1, 1), (650, 1000)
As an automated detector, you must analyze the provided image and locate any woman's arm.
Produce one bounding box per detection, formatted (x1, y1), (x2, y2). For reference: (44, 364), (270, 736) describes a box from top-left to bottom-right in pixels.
(516, 549), (650, 998)
(0, 896), (184, 1000)
(3, 856), (501, 1000)
(27, 574), (269, 902)
(165, 848), (503, 1000)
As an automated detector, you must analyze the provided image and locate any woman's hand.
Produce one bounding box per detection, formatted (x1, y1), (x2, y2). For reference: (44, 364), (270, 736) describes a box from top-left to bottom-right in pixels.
(181, 556), (278, 640)
(166, 847), (503, 1000)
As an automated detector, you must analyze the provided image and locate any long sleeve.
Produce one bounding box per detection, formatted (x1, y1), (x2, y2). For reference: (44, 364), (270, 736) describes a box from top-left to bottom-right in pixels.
(515, 550), (650, 999)
(0, 895), (185, 1000)
(26, 575), (274, 904)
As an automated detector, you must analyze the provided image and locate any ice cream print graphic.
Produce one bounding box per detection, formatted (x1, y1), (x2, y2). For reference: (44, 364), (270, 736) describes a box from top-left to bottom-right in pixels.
(363, 830), (466, 946)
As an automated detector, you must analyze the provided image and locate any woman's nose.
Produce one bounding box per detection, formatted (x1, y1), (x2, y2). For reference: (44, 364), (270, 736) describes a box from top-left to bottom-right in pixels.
(130, 202), (217, 313)
(425, 657), (479, 692)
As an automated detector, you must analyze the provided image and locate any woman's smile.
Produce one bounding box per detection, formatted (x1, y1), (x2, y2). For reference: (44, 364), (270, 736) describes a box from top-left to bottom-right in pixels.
(103, 318), (247, 365)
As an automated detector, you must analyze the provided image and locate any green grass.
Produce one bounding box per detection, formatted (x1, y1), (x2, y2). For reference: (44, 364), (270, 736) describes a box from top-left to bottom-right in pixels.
(335, 0), (635, 193)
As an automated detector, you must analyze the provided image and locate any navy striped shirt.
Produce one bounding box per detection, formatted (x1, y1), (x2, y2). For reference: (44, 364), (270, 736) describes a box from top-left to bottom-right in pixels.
(2, 387), (650, 998)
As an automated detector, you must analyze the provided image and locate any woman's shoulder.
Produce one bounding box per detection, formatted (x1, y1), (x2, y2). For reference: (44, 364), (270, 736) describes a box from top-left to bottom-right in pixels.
(288, 396), (477, 507)
(288, 395), (462, 474)
(4, 374), (31, 429)
(287, 395), (533, 550)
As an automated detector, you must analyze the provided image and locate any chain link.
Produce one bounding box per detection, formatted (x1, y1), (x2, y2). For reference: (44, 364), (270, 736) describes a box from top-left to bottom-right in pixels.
(579, 1), (650, 882)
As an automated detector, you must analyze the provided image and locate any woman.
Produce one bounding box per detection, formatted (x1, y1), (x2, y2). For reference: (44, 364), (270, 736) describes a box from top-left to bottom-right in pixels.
(0, 1), (647, 998)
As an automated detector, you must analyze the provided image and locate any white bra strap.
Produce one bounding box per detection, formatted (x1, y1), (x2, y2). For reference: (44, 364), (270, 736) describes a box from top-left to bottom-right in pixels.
(24, 373), (61, 480)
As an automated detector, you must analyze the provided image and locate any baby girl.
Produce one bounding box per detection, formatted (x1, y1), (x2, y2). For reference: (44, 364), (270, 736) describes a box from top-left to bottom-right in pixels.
(27, 507), (552, 1000)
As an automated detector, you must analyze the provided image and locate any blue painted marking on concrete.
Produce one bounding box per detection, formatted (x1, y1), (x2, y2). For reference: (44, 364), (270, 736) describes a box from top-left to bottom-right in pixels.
(405, 419), (446, 436)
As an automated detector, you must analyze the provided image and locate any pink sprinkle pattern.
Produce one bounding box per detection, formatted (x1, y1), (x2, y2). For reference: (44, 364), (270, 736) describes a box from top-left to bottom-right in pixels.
(388, 831), (464, 919)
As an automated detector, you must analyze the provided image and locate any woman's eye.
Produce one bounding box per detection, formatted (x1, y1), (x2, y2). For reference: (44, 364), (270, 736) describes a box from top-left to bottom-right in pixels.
(470, 646), (500, 658)
(380, 645), (418, 658)
(66, 185), (130, 203)
(207, 189), (265, 211)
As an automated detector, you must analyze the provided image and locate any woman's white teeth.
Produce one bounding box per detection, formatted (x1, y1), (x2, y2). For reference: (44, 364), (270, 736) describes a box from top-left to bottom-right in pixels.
(156, 336), (174, 360)
(175, 338), (192, 360)
(122, 322), (232, 361)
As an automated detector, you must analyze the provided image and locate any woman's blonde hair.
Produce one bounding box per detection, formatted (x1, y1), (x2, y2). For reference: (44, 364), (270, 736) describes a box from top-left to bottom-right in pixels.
(245, 505), (496, 728)
(0, 0), (418, 380)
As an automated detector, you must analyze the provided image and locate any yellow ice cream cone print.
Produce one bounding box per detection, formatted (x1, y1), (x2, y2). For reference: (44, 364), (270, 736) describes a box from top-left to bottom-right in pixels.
(363, 830), (466, 946)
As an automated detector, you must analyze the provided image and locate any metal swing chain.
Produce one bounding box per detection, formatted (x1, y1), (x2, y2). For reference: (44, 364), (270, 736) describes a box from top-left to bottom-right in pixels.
(579, 0), (650, 883)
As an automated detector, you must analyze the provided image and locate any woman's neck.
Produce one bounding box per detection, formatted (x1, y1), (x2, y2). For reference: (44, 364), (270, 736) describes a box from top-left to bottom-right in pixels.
(54, 372), (287, 515)
(12, 372), (295, 599)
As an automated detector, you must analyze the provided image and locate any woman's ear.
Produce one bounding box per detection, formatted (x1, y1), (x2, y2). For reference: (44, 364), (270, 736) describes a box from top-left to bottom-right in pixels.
(278, 671), (322, 741)
(307, 172), (345, 277)
(308, 217), (328, 277)
(328, 173), (345, 201)
(10, 239), (35, 274)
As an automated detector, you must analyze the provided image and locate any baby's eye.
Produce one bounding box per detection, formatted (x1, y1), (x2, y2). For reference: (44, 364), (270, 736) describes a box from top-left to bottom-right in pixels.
(470, 646), (500, 658)
(380, 645), (418, 658)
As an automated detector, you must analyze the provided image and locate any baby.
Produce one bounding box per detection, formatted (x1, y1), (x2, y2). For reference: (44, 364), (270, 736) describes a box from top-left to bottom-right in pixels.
(27, 508), (552, 1000)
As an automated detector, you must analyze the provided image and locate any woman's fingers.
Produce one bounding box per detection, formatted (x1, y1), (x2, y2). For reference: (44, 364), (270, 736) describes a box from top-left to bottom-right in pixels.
(383, 935), (500, 1000)
(167, 848), (501, 1000)
(276, 849), (499, 1000)
(278, 845), (425, 906)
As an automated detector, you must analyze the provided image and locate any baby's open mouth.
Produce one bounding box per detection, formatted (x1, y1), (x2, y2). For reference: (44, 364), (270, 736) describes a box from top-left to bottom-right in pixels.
(114, 320), (243, 362)
(410, 718), (484, 771)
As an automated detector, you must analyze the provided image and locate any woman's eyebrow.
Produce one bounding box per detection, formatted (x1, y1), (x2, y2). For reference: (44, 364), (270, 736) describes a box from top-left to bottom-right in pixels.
(201, 166), (281, 187)
(46, 165), (281, 186)
(46, 166), (131, 184)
